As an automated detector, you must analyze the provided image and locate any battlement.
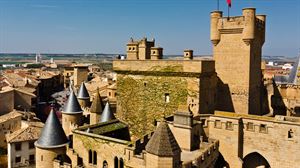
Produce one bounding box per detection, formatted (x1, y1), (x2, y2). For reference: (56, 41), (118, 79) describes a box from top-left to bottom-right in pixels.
(182, 139), (219, 168)
(211, 8), (266, 46)
(113, 59), (215, 75)
(133, 132), (154, 154)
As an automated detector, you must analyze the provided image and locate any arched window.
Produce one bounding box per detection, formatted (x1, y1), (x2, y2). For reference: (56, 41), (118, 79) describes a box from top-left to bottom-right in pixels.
(88, 150), (92, 164)
(114, 157), (118, 168)
(93, 151), (97, 165)
(103, 160), (108, 168)
(120, 158), (124, 168)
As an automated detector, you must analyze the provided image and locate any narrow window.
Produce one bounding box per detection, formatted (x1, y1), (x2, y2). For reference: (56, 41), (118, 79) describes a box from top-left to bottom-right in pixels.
(247, 122), (254, 131)
(225, 121), (233, 130)
(29, 141), (35, 149)
(114, 157), (118, 168)
(15, 156), (21, 163)
(165, 93), (170, 103)
(29, 154), (35, 164)
(109, 92), (111, 96)
(41, 155), (43, 161)
(259, 124), (267, 133)
(93, 151), (97, 165)
(288, 129), (294, 139)
(15, 143), (22, 151)
(88, 150), (92, 164)
(103, 160), (108, 168)
(120, 158), (124, 168)
(215, 120), (222, 129)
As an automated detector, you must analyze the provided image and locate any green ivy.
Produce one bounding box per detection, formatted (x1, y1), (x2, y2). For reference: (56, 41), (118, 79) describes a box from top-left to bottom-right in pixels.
(116, 74), (196, 138)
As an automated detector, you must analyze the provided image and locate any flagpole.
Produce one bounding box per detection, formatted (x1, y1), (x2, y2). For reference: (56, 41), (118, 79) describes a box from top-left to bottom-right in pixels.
(217, 0), (219, 11)
(227, 4), (230, 19)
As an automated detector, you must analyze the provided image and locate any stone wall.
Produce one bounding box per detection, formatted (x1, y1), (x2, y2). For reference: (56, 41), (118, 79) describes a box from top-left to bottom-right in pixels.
(72, 132), (129, 168)
(208, 112), (300, 168)
(114, 60), (216, 138)
(0, 90), (14, 115)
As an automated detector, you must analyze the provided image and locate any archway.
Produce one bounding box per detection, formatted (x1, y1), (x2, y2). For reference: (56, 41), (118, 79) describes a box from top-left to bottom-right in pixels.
(243, 152), (270, 168)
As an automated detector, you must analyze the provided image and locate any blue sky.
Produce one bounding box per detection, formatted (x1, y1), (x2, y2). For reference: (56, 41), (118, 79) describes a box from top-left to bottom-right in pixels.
(0, 0), (299, 56)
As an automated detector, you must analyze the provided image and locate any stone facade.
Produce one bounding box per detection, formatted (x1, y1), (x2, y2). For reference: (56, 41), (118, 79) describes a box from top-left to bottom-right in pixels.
(36, 146), (67, 168)
(0, 89), (14, 115)
(114, 59), (217, 137)
(0, 111), (22, 148)
(211, 8), (265, 115)
(73, 65), (88, 88)
(208, 111), (300, 168)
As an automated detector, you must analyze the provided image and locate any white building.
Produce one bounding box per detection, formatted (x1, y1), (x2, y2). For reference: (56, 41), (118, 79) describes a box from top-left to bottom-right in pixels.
(6, 125), (42, 168)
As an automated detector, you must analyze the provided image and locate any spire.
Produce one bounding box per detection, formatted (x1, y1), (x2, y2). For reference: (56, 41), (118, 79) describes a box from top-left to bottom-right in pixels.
(100, 102), (116, 123)
(90, 88), (104, 114)
(77, 82), (90, 99)
(62, 89), (83, 114)
(35, 108), (69, 148)
(145, 121), (181, 157)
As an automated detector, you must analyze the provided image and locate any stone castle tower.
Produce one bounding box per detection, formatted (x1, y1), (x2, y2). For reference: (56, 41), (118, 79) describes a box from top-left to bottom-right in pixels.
(61, 90), (83, 136)
(73, 65), (88, 87)
(211, 8), (266, 115)
(126, 37), (155, 60)
(35, 109), (69, 168)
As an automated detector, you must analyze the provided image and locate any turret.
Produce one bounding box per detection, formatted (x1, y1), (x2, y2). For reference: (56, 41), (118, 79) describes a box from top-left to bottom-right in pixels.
(145, 121), (181, 168)
(100, 102), (116, 123)
(90, 88), (104, 124)
(77, 82), (90, 108)
(61, 90), (83, 136)
(210, 11), (222, 46)
(127, 38), (139, 60)
(242, 8), (256, 45)
(150, 47), (163, 60)
(35, 109), (69, 168)
(183, 50), (193, 60)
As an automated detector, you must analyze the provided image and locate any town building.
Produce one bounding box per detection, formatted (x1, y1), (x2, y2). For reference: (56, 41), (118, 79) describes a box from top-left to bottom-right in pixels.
(6, 125), (42, 168)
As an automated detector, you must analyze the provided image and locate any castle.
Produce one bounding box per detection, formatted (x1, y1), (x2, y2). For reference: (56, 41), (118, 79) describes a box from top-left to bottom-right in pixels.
(34, 8), (300, 168)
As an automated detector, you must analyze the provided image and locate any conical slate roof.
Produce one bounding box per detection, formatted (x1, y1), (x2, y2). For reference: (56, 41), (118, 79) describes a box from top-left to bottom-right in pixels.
(35, 109), (69, 148)
(77, 82), (90, 99)
(90, 89), (104, 114)
(62, 90), (83, 114)
(145, 121), (181, 157)
(100, 102), (116, 122)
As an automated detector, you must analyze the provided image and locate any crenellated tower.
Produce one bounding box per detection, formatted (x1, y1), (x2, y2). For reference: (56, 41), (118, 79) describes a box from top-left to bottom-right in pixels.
(211, 8), (266, 115)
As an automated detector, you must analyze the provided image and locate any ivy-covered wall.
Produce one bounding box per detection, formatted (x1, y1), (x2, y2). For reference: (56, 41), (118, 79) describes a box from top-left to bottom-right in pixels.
(116, 74), (198, 138)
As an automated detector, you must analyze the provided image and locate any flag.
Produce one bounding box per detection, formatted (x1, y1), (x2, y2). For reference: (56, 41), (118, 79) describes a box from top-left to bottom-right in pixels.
(227, 0), (232, 7)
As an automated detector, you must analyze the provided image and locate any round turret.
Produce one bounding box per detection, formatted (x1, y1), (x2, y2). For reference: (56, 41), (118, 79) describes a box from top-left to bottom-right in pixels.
(35, 109), (69, 168)
(61, 90), (83, 135)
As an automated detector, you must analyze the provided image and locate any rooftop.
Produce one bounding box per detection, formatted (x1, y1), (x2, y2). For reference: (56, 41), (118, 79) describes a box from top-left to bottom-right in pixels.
(75, 119), (131, 143)
(0, 111), (22, 123)
(35, 109), (69, 148)
(6, 125), (43, 143)
(145, 121), (181, 157)
(77, 82), (90, 99)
